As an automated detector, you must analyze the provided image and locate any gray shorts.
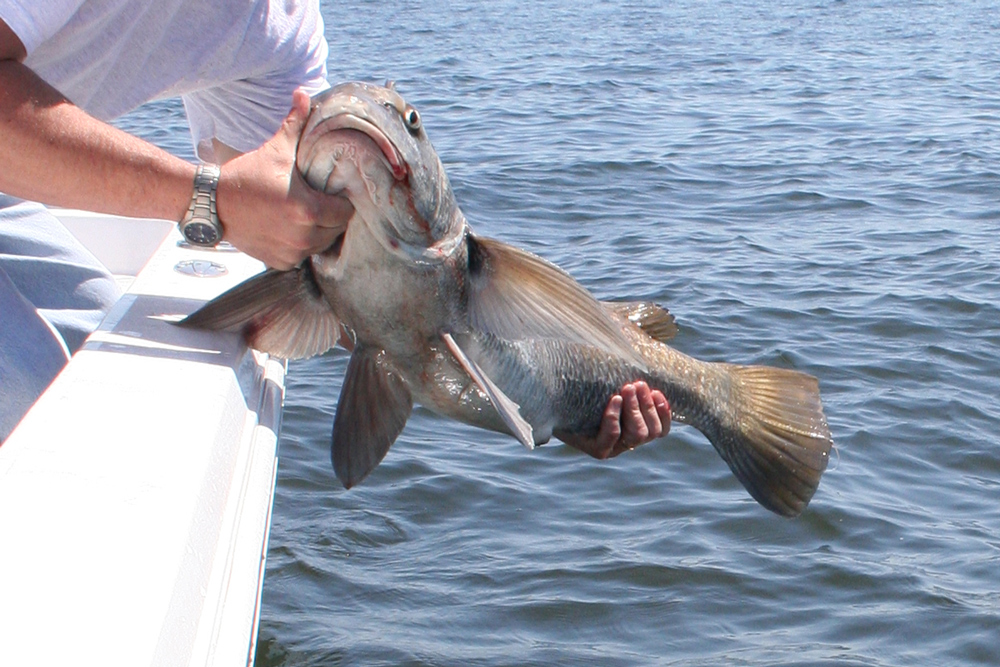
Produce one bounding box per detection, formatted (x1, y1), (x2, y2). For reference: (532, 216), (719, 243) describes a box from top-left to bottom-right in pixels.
(0, 195), (121, 440)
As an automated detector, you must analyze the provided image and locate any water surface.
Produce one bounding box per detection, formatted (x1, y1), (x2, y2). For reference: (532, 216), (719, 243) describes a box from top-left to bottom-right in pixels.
(119, 1), (1000, 664)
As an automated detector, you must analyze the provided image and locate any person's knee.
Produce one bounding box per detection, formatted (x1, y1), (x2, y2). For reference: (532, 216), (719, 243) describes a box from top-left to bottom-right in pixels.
(0, 201), (121, 353)
(0, 269), (70, 441)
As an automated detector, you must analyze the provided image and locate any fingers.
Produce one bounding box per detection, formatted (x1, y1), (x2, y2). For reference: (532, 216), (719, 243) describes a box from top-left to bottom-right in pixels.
(632, 382), (668, 442)
(620, 382), (651, 445)
(607, 382), (671, 458)
(558, 383), (671, 460)
(253, 89), (310, 165)
(315, 192), (353, 230)
(295, 190), (352, 257)
(653, 390), (671, 438)
(557, 395), (621, 459)
(591, 394), (624, 459)
(280, 88), (312, 143)
(217, 87), (355, 268)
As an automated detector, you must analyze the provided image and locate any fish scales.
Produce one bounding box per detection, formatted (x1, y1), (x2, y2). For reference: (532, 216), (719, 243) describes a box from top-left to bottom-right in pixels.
(180, 81), (834, 517)
(465, 320), (744, 450)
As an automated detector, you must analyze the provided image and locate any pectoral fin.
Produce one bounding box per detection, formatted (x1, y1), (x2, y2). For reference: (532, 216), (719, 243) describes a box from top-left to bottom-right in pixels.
(441, 332), (535, 450)
(465, 235), (645, 368)
(178, 261), (341, 359)
(332, 345), (413, 488)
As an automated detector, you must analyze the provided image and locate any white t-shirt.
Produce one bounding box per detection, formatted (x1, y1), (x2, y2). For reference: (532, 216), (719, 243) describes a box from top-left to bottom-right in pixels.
(0, 0), (329, 160)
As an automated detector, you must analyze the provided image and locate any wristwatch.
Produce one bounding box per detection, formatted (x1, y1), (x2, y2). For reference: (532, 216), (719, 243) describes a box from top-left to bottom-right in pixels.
(178, 164), (223, 247)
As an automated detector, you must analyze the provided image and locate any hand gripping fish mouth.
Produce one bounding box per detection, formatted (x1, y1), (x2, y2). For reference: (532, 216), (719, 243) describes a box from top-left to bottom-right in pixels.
(296, 82), (466, 265)
(298, 81), (427, 186)
(302, 112), (408, 183)
(181, 81), (835, 519)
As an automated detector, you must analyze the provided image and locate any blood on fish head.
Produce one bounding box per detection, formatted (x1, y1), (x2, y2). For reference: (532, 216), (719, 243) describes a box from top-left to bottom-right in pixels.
(297, 82), (466, 264)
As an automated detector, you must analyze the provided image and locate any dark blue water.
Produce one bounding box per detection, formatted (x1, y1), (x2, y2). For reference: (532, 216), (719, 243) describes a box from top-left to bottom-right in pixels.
(117, 1), (1000, 664)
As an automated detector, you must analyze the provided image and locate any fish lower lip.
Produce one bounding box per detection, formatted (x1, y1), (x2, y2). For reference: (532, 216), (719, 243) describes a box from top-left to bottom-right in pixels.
(313, 114), (406, 180)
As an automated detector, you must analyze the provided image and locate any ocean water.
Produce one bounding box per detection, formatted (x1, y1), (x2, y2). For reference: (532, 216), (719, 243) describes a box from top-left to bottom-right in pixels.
(117, 1), (1000, 664)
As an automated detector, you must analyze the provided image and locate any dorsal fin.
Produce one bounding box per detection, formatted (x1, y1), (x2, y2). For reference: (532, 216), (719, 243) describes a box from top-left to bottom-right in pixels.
(604, 301), (678, 343)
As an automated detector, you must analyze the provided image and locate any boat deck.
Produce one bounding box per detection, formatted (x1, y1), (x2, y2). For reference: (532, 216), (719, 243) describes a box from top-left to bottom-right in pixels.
(0, 212), (283, 666)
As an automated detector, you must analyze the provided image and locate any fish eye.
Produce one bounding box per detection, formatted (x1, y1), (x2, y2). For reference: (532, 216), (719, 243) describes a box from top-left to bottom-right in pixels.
(403, 106), (421, 131)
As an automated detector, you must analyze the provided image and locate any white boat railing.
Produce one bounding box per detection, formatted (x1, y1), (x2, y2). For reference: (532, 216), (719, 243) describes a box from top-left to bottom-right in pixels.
(0, 211), (283, 667)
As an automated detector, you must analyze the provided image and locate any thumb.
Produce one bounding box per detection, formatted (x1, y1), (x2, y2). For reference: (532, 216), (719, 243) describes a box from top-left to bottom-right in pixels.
(277, 88), (313, 146)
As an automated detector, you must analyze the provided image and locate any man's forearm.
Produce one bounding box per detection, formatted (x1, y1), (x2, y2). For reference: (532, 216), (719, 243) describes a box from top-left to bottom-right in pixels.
(0, 17), (351, 271)
(0, 59), (195, 221)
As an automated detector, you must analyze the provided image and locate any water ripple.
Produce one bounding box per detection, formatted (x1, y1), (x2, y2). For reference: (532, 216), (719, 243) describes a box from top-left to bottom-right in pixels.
(104, 0), (1000, 664)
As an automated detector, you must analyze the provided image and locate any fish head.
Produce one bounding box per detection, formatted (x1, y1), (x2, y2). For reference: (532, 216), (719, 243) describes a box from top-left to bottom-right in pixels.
(297, 81), (464, 264)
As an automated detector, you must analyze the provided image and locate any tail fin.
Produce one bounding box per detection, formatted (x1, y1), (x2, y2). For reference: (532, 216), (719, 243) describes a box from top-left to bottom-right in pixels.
(706, 365), (833, 517)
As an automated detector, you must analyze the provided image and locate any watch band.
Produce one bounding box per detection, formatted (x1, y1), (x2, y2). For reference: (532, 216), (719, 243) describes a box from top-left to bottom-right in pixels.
(179, 164), (223, 247)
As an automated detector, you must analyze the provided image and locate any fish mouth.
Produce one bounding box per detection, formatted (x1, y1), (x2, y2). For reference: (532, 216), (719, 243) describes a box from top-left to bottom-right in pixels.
(308, 113), (408, 181)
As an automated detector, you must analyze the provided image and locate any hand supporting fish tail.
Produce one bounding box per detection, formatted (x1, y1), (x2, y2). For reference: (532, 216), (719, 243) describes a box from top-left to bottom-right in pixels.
(559, 381), (671, 459)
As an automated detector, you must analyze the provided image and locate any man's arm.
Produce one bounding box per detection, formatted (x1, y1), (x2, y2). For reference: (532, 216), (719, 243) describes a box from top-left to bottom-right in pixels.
(1, 18), (665, 446)
(0, 20), (195, 221)
(0, 19), (351, 270)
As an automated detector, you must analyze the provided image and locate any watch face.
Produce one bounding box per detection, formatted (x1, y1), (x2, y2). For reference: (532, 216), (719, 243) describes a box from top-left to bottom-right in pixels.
(183, 220), (221, 246)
